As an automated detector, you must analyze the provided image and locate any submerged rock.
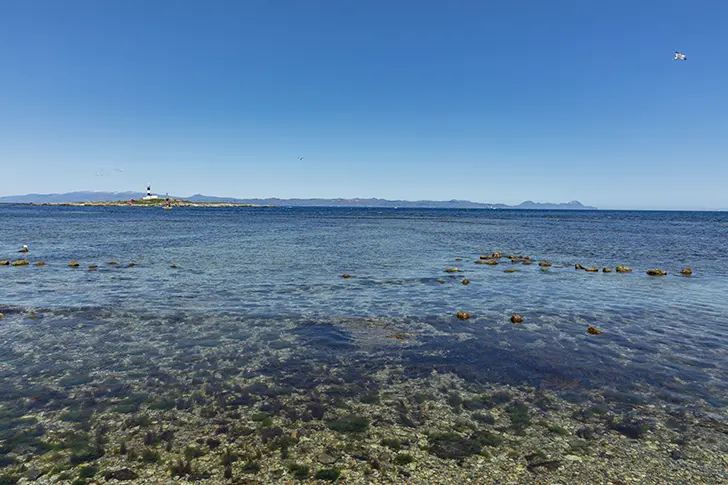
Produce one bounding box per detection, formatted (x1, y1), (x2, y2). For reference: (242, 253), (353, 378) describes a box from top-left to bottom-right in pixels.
(107, 261), (117, 265)
(127, 262), (136, 267)
(602, 268), (612, 273)
(341, 274), (352, 278)
(474, 260), (486, 264)
(12, 260), (29, 266)
(681, 267), (692, 276)
(456, 311), (472, 321)
(103, 468), (138, 481)
(587, 326), (602, 335)
(503, 269), (519, 273)
(539, 261), (552, 267)
(575, 264), (585, 270)
(522, 260), (532, 265)
(455, 258), (462, 261)
(461, 279), (470, 285)
(615, 266), (632, 273)
(646, 269), (667, 276)
(35, 261), (46, 266)
(485, 260), (498, 266)
(171, 264), (178, 269)
(88, 265), (98, 270)
(511, 314), (524, 324)
(68, 260), (80, 267)
(585, 267), (599, 272)
(445, 268), (460, 273)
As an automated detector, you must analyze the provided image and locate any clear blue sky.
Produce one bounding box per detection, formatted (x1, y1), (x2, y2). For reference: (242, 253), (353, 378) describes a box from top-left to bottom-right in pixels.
(1, 1), (726, 209)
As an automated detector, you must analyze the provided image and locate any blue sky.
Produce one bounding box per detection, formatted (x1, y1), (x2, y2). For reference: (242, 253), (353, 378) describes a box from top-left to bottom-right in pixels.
(1, 1), (726, 209)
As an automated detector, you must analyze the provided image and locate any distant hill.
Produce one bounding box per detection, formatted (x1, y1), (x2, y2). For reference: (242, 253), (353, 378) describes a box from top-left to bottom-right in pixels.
(0, 192), (597, 210)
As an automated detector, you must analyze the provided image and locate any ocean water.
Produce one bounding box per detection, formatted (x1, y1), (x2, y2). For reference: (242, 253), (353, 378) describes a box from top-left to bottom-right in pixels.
(2, 206), (728, 482)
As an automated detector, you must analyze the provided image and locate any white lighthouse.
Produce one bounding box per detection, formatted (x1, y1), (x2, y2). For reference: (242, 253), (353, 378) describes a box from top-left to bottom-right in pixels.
(143, 183), (160, 200)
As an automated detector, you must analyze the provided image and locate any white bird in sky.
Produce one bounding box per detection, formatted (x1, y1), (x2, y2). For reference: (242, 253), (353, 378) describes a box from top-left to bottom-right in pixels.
(673, 51), (687, 61)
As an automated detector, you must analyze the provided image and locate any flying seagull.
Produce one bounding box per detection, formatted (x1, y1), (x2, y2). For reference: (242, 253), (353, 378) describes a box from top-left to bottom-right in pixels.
(297, 157), (304, 160)
(673, 51), (687, 60)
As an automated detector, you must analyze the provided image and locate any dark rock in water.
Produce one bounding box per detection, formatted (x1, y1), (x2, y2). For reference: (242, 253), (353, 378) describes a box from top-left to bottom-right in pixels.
(0, 313), (3, 319)
(128, 262), (136, 267)
(456, 311), (472, 321)
(88, 265), (98, 270)
(427, 433), (480, 460)
(308, 403), (326, 420)
(103, 468), (138, 481)
(341, 274), (351, 278)
(426, 432), (499, 460)
(526, 458), (562, 472)
(0, 260), (9, 265)
(511, 314), (524, 324)
(485, 260), (498, 266)
(585, 267), (598, 272)
(170, 264), (178, 269)
(602, 268), (612, 273)
(12, 260), (29, 266)
(616, 265), (632, 273)
(587, 326), (602, 335)
(538, 261), (551, 267)
(461, 279), (469, 285)
(444, 267), (460, 273)
(68, 260), (80, 267)
(681, 267), (692, 276)
(522, 260), (532, 265)
(575, 264), (585, 270)
(612, 418), (650, 439)
(455, 258), (462, 261)
(646, 269), (667, 276)
(107, 261), (117, 265)
(327, 414), (369, 433)
(503, 269), (518, 273)
(474, 260), (486, 264)
(491, 252), (501, 259)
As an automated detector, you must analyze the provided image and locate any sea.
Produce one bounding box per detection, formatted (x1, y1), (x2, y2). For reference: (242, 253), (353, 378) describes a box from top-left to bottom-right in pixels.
(1, 206), (728, 483)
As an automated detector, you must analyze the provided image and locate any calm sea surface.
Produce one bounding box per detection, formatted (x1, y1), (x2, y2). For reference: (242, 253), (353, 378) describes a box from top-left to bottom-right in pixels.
(2, 206), (728, 407)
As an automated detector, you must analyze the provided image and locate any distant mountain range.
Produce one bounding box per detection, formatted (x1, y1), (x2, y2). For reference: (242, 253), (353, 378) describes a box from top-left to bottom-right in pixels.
(0, 191), (597, 210)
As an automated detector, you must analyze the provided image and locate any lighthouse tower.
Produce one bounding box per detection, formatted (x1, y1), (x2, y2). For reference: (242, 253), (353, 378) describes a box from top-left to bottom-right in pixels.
(143, 183), (159, 200)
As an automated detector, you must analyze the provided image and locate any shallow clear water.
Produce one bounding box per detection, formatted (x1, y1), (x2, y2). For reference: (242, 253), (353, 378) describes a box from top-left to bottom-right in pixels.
(2, 206), (728, 483)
